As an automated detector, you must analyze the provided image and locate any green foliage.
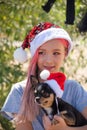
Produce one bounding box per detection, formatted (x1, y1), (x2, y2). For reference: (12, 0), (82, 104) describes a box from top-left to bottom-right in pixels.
(0, 0), (87, 41)
(0, 0), (87, 129)
(0, 114), (15, 130)
(0, 38), (26, 105)
(0, 39), (26, 129)
(63, 38), (87, 87)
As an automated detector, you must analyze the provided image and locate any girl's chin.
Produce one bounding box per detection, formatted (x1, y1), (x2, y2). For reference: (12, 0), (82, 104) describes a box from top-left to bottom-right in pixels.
(50, 69), (59, 73)
(39, 68), (59, 73)
(45, 69), (57, 73)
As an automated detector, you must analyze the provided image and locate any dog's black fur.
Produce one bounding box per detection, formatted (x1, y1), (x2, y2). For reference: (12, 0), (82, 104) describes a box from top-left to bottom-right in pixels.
(30, 75), (87, 127)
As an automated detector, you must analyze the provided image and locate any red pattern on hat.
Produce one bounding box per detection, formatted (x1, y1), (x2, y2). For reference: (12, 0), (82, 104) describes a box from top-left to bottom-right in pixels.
(22, 22), (60, 49)
(47, 72), (66, 90)
(13, 22), (73, 63)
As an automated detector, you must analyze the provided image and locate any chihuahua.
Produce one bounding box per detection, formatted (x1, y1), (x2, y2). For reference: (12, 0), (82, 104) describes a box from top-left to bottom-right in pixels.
(30, 75), (87, 126)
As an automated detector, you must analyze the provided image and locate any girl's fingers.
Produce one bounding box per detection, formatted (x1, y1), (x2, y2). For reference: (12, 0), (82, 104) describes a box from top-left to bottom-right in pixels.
(54, 115), (67, 125)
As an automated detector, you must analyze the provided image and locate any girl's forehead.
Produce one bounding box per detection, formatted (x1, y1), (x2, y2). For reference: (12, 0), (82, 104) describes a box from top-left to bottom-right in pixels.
(39, 39), (65, 49)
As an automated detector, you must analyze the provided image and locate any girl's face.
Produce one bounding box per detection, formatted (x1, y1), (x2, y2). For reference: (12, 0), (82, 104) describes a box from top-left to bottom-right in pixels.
(37, 39), (66, 73)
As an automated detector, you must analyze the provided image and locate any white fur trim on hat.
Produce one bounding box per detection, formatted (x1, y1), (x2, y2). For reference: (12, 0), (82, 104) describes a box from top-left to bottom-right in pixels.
(30, 28), (73, 57)
(40, 69), (50, 80)
(45, 79), (63, 98)
(13, 47), (28, 63)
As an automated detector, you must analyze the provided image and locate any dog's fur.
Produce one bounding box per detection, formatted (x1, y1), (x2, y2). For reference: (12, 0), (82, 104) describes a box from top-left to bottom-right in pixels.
(30, 75), (87, 126)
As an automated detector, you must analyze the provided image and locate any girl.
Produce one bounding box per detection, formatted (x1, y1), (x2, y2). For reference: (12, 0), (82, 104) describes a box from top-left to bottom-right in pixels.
(1, 22), (87, 130)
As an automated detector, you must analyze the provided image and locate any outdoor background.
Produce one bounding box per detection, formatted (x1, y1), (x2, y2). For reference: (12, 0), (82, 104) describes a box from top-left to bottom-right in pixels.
(0, 0), (87, 129)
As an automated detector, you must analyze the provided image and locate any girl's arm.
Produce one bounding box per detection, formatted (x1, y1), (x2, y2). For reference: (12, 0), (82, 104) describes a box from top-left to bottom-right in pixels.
(13, 114), (33, 130)
(43, 106), (87, 130)
(15, 120), (33, 130)
(53, 115), (87, 130)
(81, 106), (87, 120)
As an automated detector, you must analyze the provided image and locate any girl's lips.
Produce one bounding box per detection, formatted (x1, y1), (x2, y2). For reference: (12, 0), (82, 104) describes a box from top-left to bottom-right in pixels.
(44, 66), (55, 71)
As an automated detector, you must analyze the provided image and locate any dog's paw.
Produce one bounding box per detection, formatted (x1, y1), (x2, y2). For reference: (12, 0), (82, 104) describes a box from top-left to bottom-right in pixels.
(60, 110), (76, 126)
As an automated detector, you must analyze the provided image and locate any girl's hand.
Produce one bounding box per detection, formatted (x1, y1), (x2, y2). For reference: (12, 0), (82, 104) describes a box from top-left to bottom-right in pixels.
(43, 115), (69, 130)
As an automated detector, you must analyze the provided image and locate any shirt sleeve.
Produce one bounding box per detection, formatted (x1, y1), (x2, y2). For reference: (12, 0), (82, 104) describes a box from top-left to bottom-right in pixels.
(0, 80), (26, 120)
(73, 81), (87, 112)
(62, 80), (87, 112)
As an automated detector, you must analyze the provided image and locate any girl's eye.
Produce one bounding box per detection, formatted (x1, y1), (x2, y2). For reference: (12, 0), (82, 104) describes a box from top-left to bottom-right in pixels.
(53, 52), (61, 55)
(38, 51), (45, 55)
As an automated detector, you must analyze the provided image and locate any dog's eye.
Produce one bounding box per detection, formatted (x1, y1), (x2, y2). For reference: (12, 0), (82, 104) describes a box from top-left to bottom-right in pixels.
(43, 93), (50, 97)
(41, 90), (50, 97)
(41, 90), (44, 94)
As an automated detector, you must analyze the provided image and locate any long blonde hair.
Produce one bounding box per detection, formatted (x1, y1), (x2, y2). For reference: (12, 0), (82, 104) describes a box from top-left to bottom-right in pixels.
(20, 50), (40, 121)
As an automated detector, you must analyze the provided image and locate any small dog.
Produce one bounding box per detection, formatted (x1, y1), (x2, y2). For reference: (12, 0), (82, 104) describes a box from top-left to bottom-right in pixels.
(30, 75), (87, 126)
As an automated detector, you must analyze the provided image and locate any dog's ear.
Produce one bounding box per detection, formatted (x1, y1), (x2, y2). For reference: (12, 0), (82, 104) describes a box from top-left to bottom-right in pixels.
(30, 75), (38, 89)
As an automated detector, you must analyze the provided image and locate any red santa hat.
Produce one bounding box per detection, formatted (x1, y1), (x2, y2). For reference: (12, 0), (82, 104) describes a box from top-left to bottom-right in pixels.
(14, 22), (73, 63)
(40, 70), (66, 98)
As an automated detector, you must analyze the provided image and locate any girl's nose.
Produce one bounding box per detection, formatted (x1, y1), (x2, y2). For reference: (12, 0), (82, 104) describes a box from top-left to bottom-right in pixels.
(44, 55), (53, 63)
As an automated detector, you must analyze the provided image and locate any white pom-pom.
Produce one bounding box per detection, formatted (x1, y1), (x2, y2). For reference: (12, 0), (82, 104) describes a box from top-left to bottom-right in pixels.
(13, 47), (28, 64)
(40, 70), (50, 80)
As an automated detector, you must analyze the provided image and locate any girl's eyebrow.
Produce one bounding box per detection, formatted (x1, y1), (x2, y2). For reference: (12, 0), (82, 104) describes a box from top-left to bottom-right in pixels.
(39, 49), (61, 51)
(53, 49), (61, 51)
(38, 49), (46, 51)
(38, 49), (45, 50)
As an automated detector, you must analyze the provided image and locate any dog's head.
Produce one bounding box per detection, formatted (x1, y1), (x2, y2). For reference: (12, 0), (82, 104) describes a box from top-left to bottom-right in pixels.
(30, 75), (55, 108)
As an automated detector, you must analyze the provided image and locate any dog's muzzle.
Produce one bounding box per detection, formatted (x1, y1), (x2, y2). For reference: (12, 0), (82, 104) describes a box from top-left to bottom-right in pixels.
(35, 97), (41, 104)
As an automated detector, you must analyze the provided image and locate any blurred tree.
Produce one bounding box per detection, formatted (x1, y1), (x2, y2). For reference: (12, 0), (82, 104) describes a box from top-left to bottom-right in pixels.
(0, 0), (87, 129)
(0, 0), (87, 41)
(0, 39), (26, 130)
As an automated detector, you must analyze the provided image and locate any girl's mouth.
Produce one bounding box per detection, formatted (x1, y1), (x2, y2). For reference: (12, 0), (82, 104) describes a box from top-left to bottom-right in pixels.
(44, 66), (55, 72)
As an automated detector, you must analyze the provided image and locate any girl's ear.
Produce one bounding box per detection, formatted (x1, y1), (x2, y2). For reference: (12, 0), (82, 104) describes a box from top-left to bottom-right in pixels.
(65, 47), (68, 57)
(30, 75), (38, 89)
